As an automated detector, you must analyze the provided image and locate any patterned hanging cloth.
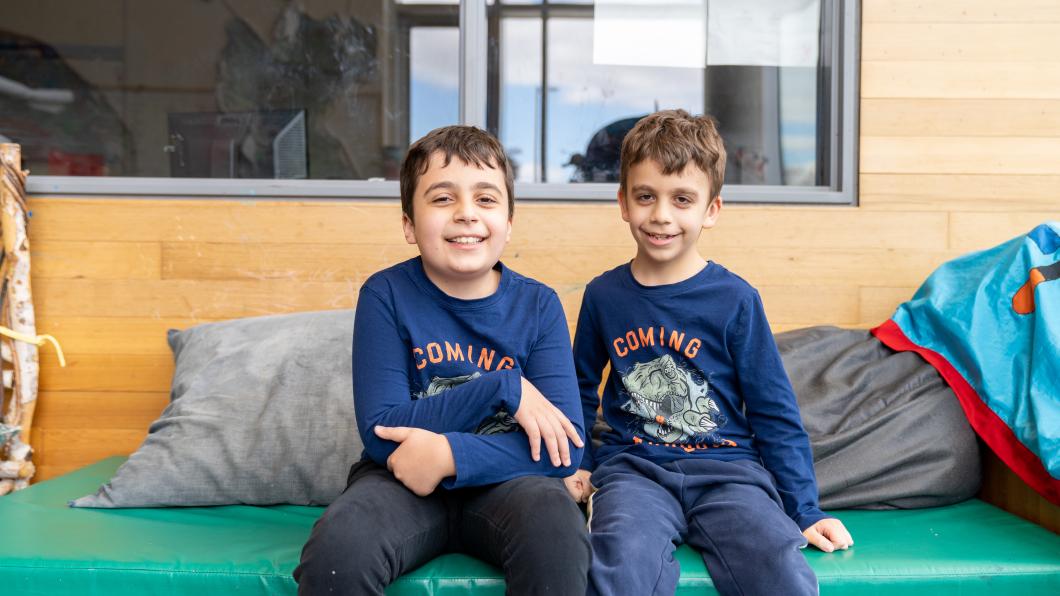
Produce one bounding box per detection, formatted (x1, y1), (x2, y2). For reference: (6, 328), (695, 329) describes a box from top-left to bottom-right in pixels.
(873, 222), (1060, 505)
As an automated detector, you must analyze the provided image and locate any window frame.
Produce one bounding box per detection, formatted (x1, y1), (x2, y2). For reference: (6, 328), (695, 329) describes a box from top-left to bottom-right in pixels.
(26, 0), (859, 205)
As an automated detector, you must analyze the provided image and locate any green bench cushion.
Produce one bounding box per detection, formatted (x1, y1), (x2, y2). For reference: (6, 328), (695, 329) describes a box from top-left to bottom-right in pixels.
(1, 458), (1057, 595)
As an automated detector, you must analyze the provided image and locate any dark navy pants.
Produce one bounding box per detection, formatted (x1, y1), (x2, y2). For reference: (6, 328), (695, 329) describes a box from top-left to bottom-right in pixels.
(587, 454), (817, 596)
(295, 459), (591, 595)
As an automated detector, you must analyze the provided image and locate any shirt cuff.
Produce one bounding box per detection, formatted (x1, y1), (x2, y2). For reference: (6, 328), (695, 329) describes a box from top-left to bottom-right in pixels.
(794, 509), (831, 532)
(440, 432), (469, 489)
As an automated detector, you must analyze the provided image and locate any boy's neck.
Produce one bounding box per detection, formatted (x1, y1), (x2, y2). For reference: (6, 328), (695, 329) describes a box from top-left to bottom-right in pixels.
(421, 263), (502, 300)
(629, 252), (708, 287)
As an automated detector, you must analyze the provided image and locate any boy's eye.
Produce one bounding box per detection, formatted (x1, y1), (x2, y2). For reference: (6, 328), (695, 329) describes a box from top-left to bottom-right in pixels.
(477, 195), (498, 205)
(431, 195), (453, 204)
(675, 196), (693, 205)
(637, 194), (654, 202)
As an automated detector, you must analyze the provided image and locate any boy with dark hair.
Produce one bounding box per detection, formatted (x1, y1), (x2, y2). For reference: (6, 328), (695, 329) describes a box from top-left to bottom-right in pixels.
(296, 125), (590, 595)
(565, 109), (852, 595)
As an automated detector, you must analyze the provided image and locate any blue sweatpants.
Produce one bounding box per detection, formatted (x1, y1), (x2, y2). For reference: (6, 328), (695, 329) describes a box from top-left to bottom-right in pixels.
(587, 453), (817, 596)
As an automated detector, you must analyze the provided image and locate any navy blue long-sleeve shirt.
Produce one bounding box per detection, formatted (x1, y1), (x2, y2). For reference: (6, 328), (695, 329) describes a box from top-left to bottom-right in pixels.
(573, 262), (827, 530)
(353, 257), (584, 489)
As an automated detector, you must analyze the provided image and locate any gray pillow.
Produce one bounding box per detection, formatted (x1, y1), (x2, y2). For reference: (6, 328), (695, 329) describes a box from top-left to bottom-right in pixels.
(776, 326), (981, 509)
(70, 310), (360, 507)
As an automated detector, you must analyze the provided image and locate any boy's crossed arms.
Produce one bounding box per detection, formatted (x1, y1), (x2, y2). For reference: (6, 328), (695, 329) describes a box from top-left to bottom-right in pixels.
(374, 376), (583, 496)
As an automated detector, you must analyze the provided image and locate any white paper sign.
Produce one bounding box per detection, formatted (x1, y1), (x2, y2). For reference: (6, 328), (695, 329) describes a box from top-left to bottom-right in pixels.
(593, 0), (820, 68)
(593, 0), (708, 69)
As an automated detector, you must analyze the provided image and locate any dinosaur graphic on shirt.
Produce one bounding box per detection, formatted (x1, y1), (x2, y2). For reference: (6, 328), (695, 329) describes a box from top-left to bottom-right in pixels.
(618, 354), (726, 444)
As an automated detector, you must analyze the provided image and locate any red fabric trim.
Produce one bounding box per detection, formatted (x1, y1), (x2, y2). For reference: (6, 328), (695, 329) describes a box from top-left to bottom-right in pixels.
(871, 319), (1060, 506)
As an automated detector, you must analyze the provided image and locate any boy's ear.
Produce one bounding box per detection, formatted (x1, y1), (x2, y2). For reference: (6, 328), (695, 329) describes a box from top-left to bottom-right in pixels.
(702, 195), (723, 230)
(617, 188), (631, 223)
(401, 213), (417, 245)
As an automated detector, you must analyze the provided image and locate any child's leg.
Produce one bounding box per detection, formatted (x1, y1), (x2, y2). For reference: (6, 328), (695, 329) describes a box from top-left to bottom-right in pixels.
(681, 460), (817, 596)
(294, 460), (449, 595)
(586, 455), (686, 596)
(459, 475), (590, 596)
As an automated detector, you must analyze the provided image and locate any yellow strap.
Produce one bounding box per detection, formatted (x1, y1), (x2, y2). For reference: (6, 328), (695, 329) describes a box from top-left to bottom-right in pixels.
(0, 326), (66, 367)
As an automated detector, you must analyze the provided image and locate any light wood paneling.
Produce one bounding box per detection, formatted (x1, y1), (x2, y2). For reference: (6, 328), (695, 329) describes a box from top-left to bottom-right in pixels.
(34, 392), (170, 430)
(31, 241), (161, 280)
(863, 24), (1060, 62)
(161, 242), (418, 281)
(36, 317), (208, 355)
(34, 429), (150, 474)
(40, 352), (173, 393)
(862, 62), (1060, 99)
(859, 174), (1060, 212)
(949, 212), (1060, 250)
(862, 137), (1060, 175)
(861, 99), (1060, 138)
(27, 200), (406, 244)
(858, 286), (918, 326)
(863, 1), (1060, 23)
(34, 278), (357, 319)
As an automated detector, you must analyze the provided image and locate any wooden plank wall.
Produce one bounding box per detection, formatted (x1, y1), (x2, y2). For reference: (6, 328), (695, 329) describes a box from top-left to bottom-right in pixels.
(20, 0), (1058, 529)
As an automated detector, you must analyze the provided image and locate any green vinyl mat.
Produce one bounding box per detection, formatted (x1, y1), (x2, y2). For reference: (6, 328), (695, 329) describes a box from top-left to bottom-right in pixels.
(0, 457), (1057, 595)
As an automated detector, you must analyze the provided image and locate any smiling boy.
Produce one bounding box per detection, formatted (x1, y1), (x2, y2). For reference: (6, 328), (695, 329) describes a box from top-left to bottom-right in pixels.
(565, 110), (853, 595)
(295, 126), (590, 595)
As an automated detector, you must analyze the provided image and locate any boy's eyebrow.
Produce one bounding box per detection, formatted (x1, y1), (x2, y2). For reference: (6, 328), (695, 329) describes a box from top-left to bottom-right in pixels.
(421, 181), (503, 194)
(630, 184), (700, 197)
(422, 181), (457, 195)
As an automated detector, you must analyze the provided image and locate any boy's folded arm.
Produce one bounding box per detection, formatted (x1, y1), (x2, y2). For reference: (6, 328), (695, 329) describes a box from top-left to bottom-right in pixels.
(353, 287), (520, 465)
(733, 292), (828, 530)
(572, 293), (608, 471)
(520, 291), (586, 441)
(441, 430), (584, 488)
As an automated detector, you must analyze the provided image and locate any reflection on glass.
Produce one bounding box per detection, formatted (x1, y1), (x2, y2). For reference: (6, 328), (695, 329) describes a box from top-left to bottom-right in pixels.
(410, 27), (459, 144)
(546, 17), (702, 183)
(497, 17), (542, 183)
(488, 0), (828, 187)
(0, 0), (459, 179)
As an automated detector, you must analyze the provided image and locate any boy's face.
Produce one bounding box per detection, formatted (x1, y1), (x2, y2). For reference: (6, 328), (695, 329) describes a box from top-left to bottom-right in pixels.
(619, 158), (721, 272)
(402, 152), (512, 293)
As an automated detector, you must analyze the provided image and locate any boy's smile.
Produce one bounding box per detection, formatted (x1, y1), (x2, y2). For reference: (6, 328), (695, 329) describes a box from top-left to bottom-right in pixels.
(403, 152), (512, 299)
(619, 159), (722, 285)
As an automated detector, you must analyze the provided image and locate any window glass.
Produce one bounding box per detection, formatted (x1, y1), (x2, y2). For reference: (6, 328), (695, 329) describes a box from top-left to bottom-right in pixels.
(0, 0), (459, 179)
(488, 0), (828, 186)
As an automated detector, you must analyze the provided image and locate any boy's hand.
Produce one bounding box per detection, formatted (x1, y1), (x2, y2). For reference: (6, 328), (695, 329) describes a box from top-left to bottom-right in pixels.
(516, 377), (584, 467)
(802, 518), (854, 553)
(563, 469), (593, 503)
(375, 426), (456, 497)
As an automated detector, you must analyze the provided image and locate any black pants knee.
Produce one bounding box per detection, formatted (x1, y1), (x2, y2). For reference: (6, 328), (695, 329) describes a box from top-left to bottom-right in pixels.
(295, 460), (590, 596)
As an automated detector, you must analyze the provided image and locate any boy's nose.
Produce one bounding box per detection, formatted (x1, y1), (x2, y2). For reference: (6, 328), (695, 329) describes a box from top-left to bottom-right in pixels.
(453, 197), (479, 222)
(649, 202), (671, 223)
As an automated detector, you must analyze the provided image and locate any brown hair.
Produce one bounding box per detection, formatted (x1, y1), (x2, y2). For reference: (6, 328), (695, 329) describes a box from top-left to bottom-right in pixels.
(399, 125), (515, 222)
(619, 109), (726, 201)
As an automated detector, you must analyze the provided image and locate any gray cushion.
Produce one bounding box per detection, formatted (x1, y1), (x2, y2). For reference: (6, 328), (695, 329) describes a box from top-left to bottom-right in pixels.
(70, 310), (360, 507)
(776, 326), (981, 509)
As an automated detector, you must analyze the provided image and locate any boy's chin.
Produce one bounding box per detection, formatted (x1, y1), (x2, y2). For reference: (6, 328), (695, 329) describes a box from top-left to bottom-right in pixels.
(424, 257), (500, 280)
(634, 245), (700, 266)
